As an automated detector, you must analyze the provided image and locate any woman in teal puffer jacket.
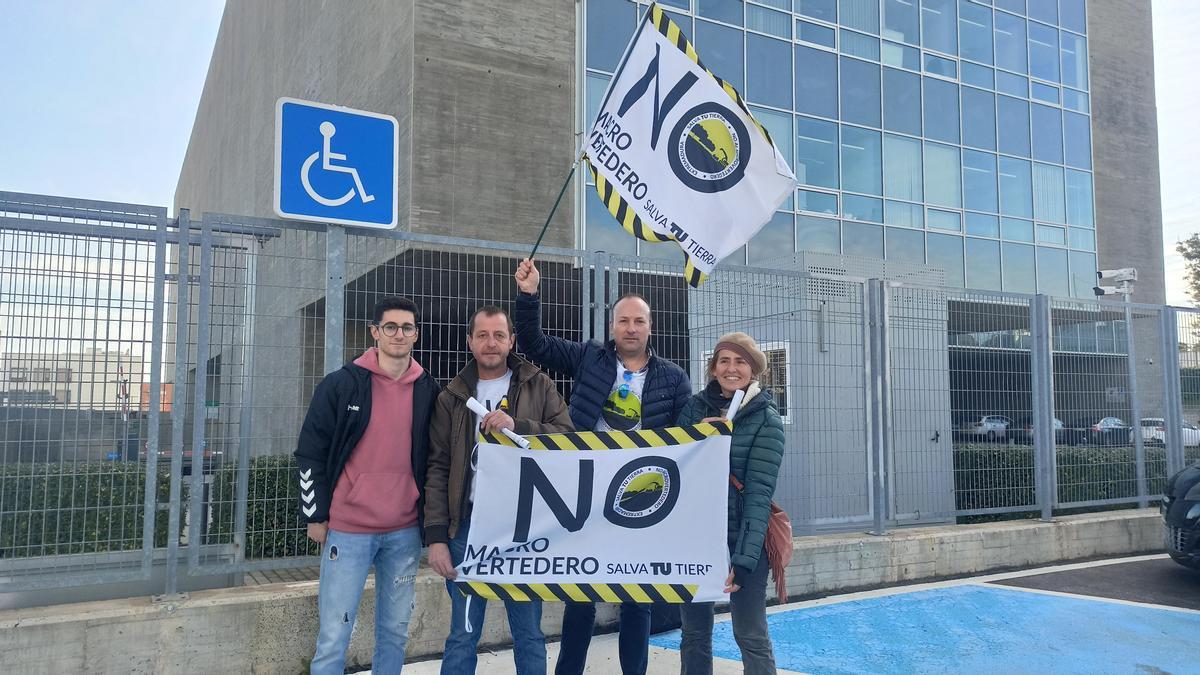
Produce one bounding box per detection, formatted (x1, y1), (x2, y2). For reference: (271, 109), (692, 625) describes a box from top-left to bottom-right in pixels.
(676, 332), (783, 675)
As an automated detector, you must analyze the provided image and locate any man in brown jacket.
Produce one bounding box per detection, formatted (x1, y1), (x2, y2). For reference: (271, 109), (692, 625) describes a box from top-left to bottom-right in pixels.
(424, 304), (573, 675)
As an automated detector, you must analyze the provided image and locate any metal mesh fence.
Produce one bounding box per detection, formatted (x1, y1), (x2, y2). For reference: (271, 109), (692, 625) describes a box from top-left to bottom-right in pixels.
(1, 190), (1196, 597)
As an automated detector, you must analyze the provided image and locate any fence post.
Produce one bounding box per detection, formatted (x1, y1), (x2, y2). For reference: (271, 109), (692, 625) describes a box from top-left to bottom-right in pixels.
(142, 211), (169, 576)
(593, 251), (610, 341)
(867, 279), (891, 535)
(1124, 301), (1148, 508)
(233, 244), (259, 563)
(1030, 294), (1056, 522)
(187, 218), (214, 570)
(325, 224), (346, 375)
(580, 252), (593, 343)
(164, 210), (193, 597)
(1161, 307), (1185, 476)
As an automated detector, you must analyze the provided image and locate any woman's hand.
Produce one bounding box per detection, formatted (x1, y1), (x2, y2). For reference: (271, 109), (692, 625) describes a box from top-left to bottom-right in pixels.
(701, 416), (726, 424)
(724, 568), (740, 593)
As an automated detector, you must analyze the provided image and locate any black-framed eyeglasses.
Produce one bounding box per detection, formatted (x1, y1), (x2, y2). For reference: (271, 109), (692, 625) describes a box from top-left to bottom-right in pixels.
(617, 369), (633, 399)
(375, 322), (417, 337)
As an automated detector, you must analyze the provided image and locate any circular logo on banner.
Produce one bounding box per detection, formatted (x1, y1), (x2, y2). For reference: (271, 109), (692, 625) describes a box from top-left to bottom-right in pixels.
(668, 102), (751, 193)
(603, 456), (681, 529)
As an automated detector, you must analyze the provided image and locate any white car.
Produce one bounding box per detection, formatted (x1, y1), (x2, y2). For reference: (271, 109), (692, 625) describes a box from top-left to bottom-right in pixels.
(1137, 418), (1200, 447)
(957, 415), (1012, 441)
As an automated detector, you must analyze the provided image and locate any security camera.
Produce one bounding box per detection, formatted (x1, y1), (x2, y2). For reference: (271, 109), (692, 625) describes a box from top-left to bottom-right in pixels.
(1097, 268), (1137, 283)
(1093, 285), (1131, 296)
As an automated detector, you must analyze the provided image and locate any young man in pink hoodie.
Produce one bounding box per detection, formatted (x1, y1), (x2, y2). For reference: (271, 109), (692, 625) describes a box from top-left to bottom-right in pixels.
(295, 296), (439, 674)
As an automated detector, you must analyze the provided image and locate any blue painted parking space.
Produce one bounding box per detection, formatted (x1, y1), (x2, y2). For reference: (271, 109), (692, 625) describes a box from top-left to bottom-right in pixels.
(650, 583), (1200, 674)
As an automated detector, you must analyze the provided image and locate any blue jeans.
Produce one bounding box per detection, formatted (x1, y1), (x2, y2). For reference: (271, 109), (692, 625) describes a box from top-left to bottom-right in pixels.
(555, 601), (651, 675)
(679, 554), (775, 675)
(311, 526), (421, 675)
(442, 520), (546, 675)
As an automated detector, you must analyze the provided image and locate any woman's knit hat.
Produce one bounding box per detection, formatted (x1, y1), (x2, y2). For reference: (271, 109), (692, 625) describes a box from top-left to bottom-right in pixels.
(707, 331), (768, 378)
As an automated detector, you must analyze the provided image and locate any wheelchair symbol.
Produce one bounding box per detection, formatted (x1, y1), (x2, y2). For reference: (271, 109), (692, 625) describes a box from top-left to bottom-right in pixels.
(300, 121), (375, 207)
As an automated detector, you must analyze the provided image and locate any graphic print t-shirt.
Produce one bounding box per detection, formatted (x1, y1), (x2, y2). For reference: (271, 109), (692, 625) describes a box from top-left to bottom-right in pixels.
(470, 370), (512, 503)
(595, 362), (647, 432)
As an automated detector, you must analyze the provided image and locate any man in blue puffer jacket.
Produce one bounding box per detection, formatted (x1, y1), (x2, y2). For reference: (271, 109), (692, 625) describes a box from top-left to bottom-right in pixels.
(514, 258), (691, 675)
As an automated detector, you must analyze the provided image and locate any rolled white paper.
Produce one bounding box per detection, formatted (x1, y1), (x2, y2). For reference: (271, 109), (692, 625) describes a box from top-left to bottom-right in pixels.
(724, 388), (746, 421)
(466, 396), (532, 449)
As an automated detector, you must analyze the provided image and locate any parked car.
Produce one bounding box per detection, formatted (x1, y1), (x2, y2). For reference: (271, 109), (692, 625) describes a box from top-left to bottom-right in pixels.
(1134, 418), (1200, 447)
(1161, 461), (1200, 570)
(1010, 416), (1064, 445)
(1061, 416), (1130, 446)
(955, 415), (1013, 441)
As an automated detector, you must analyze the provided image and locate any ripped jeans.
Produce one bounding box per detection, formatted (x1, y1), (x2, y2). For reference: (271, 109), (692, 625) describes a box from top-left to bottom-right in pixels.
(311, 526), (421, 674)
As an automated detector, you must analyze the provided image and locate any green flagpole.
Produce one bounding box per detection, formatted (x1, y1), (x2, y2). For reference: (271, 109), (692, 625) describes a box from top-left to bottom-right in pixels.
(529, 152), (585, 260)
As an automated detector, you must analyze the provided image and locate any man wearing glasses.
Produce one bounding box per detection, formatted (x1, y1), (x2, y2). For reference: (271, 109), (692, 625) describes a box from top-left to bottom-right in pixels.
(513, 259), (692, 675)
(424, 304), (574, 674)
(295, 296), (440, 674)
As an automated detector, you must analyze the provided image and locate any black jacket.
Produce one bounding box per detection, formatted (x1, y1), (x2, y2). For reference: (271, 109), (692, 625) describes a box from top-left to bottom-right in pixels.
(514, 291), (691, 431)
(293, 360), (440, 536)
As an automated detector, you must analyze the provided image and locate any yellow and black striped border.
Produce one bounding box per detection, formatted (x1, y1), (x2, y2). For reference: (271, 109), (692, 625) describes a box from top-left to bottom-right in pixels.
(482, 420), (732, 450)
(456, 580), (699, 604)
(586, 2), (782, 289)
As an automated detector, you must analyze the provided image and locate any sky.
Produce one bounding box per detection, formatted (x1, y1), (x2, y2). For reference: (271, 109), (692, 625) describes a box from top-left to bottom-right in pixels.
(0, 1), (1197, 304)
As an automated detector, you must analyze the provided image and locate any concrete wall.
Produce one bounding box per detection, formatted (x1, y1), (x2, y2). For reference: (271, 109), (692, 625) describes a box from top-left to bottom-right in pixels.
(0, 510), (1163, 674)
(1090, 0), (1165, 304)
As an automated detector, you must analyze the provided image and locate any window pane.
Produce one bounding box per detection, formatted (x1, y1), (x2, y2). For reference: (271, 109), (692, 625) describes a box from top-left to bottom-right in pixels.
(796, 115), (840, 188)
(662, 8), (692, 37)
(586, 189), (637, 254)
(928, 233), (965, 286)
(795, 45), (838, 117)
(1065, 169), (1094, 227)
(996, 70), (1028, 97)
(924, 141), (962, 207)
(966, 238), (1002, 290)
(959, 0), (993, 64)
(963, 149), (998, 212)
(1060, 33), (1089, 90)
(1037, 224), (1066, 245)
(994, 11), (1028, 74)
(798, 189), (839, 214)
(695, 21), (745, 90)
(1060, 0), (1087, 35)
(1062, 88), (1089, 113)
(929, 209), (962, 231)
(961, 62), (995, 88)
(797, 0), (837, 22)
(1029, 22), (1060, 83)
(996, 0), (1024, 13)
(841, 58), (882, 127)
(961, 87), (996, 150)
(1069, 227), (1095, 250)
(883, 0), (920, 46)
(843, 221), (884, 257)
(1031, 104), (1064, 164)
(1002, 242), (1037, 293)
(997, 95), (1031, 157)
(698, 0), (743, 25)
(798, 20), (837, 48)
(749, 212), (795, 262)
(843, 29), (882, 60)
(1033, 163), (1065, 223)
(1037, 247), (1069, 296)
(1069, 251), (1097, 298)
(998, 156), (1032, 217)
(966, 212), (1000, 237)
(840, 0), (880, 34)
(886, 200), (925, 227)
(883, 67), (922, 135)
(842, 126), (884, 195)
(887, 227), (926, 263)
(586, 73), (610, 128)
(1001, 216), (1034, 242)
(1063, 111), (1092, 169)
(747, 4), (791, 38)
(748, 34), (792, 108)
(1031, 82), (1060, 104)
(843, 194), (884, 222)
(882, 40), (922, 69)
(1029, 1), (1057, 25)
(797, 215), (842, 253)
(921, 0), (958, 55)
(660, 0), (690, 9)
(587, 0), (636, 71)
(923, 78), (960, 143)
(752, 106), (794, 210)
(885, 134), (923, 201)
(924, 53), (957, 78)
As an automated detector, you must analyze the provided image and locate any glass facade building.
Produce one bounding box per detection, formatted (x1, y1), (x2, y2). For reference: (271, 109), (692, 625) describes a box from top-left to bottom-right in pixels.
(580, 0), (1097, 297)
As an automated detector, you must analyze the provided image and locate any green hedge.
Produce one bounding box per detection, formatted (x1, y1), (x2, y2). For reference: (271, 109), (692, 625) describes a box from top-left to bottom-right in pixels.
(207, 454), (318, 559)
(0, 461), (175, 558)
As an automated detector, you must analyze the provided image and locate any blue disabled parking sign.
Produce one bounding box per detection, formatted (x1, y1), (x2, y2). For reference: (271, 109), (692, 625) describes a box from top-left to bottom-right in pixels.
(274, 97), (398, 228)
